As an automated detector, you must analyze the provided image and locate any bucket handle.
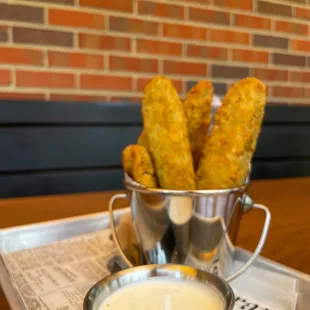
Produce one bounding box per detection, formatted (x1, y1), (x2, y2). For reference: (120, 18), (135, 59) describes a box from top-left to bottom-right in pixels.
(109, 194), (271, 281)
(109, 193), (135, 268)
(226, 199), (271, 282)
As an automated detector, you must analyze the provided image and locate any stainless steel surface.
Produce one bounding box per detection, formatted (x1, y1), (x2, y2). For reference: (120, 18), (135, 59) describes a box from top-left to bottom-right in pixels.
(123, 176), (248, 196)
(109, 177), (271, 282)
(83, 264), (235, 310)
(1, 209), (309, 310)
(234, 247), (310, 282)
(0, 210), (122, 254)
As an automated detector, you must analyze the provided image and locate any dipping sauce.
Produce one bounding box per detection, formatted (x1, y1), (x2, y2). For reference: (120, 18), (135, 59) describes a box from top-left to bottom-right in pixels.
(99, 277), (224, 310)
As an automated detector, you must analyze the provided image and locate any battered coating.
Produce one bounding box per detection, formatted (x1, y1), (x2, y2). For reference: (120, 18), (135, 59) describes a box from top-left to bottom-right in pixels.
(137, 130), (149, 150)
(183, 81), (213, 170)
(196, 77), (266, 189)
(142, 76), (195, 190)
(122, 144), (158, 188)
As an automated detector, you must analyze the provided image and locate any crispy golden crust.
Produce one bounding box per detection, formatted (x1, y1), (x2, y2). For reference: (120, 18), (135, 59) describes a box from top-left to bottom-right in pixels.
(142, 76), (195, 190)
(137, 130), (149, 150)
(122, 144), (158, 188)
(183, 80), (213, 170)
(196, 77), (266, 189)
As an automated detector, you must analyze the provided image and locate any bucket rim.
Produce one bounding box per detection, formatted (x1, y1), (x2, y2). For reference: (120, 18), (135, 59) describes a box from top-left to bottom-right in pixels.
(123, 174), (249, 197)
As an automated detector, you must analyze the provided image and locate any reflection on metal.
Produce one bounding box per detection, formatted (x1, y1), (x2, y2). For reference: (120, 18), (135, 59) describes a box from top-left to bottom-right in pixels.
(109, 175), (271, 282)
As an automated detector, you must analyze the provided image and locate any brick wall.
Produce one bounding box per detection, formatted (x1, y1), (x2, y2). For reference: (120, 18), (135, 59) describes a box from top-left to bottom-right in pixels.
(0, 0), (309, 104)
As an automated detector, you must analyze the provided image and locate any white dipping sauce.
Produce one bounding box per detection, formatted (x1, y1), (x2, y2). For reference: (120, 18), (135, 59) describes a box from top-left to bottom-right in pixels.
(99, 277), (224, 310)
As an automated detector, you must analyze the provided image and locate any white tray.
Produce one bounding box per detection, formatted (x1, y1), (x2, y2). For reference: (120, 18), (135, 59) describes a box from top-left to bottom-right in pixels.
(0, 209), (309, 310)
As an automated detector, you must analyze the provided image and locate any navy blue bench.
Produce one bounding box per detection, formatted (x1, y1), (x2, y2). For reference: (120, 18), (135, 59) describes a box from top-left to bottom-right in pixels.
(0, 100), (309, 198)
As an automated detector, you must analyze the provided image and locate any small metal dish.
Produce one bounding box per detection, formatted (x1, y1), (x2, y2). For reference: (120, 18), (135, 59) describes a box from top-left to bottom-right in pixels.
(84, 264), (235, 310)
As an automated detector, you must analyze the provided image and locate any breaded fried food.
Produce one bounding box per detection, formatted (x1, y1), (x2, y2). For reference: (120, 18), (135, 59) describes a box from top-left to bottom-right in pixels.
(142, 76), (195, 190)
(183, 80), (213, 170)
(137, 130), (149, 150)
(122, 144), (158, 188)
(196, 77), (266, 189)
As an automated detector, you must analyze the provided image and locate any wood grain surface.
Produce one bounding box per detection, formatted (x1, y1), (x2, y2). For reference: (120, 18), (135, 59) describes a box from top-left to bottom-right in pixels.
(1, 177), (310, 309)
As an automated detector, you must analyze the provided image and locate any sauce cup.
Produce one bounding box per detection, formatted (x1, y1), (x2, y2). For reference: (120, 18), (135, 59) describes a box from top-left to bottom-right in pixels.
(84, 264), (234, 310)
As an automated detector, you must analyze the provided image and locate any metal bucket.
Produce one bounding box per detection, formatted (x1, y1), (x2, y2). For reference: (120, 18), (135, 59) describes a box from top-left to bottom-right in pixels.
(109, 177), (271, 282)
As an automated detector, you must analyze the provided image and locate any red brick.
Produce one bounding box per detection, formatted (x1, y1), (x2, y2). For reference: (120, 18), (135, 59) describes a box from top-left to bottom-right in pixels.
(137, 77), (183, 93)
(214, 0), (252, 10)
(16, 71), (76, 89)
(289, 71), (310, 83)
(0, 25), (8, 42)
(0, 92), (45, 100)
(79, 33), (131, 51)
(0, 69), (11, 86)
(80, 74), (132, 91)
(187, 45), (228, 60)
(0, 3), (43, 23)
(212, 64), (249, 79)
(306, 88), (310, 98)
(110, 56), (158, 73)
(275, 20), (308, 36)
(295, 7), (310, 20)
(284, 0), (307, 3)
(138, 1), (184, 20)
(292, 40), (310, 52)
(164, 60), (207, 76)
(110, 16), (159, 36)
(80, 0), (133, 13)
(257, 1), (292, 17)
(49, 8), (105, 30)
(176, 0), (212, 3)
(50, 93), (108, 102)
(234, 14), (271, 30)
(137, 39), (182, 56)
(163, 23), (206, 40)
(208, 29), (250, 45)
(0, 47), (43, 66)
(272, 86), (304, 98)
(189, 7), (230, 25)
(232, 49), (269, 64)
(273, 53), (306, 67)
(25, 0), (74, 4)
(48, 51), (104, 69)
(252, 68), (288, 81)
(254, 34), (288, 49)
(13, 27), (73, 47)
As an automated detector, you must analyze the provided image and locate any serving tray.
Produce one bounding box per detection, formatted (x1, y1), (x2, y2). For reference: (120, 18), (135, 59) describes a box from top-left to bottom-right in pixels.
(0, 209), (309, 310)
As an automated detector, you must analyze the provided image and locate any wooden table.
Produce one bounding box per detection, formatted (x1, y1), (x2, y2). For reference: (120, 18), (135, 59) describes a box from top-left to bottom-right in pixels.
(1, 177), (310, 309)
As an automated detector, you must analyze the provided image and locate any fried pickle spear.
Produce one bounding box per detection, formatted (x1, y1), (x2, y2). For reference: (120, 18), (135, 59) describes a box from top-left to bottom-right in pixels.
(122, 144), (158, 188)
(183, 80), (213, 170)
(196, 77), (266, 189)
(142, 76), (195, 190)
(138, 80), (213, 168)
(137, 130), (149, 150)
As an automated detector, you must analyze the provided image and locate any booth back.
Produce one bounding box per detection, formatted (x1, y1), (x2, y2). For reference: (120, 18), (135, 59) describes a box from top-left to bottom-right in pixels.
(0, 100), (309, 198)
